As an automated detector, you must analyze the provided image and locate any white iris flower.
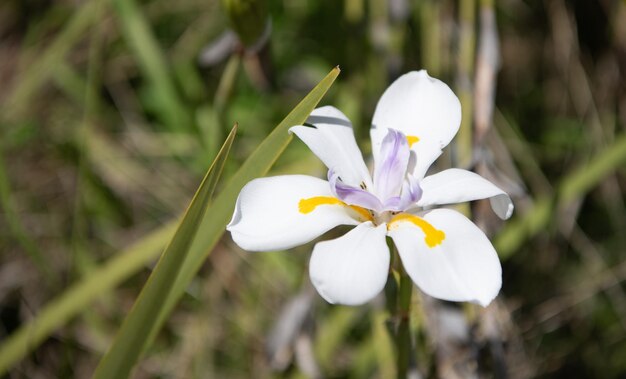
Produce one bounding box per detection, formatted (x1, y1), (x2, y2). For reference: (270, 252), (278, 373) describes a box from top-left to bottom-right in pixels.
(227, 70), (513, 307)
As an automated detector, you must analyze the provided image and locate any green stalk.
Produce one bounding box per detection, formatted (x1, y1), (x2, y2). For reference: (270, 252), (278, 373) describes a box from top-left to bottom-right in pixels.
(454, 0), (476, 220)
(420, 0), (441, 76)
(456, 0), (476, 169)
(0, 152), (54, 283)
(221, 0), (268, 48)
(71, 0), (107, 278)
(70, 0), (113, 347)
(198, 54), (241, 165)
(214, 54), (241, 116)
(112, 0), (192, 133)
(386, 244), (412, 378)
(395, 260), (412, 378)
(344, 0), (364, 23)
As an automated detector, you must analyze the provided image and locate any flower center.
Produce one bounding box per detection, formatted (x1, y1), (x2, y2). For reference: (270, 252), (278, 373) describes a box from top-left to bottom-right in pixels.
(298, 196), (445, 248)
(373, 210), (394, 226)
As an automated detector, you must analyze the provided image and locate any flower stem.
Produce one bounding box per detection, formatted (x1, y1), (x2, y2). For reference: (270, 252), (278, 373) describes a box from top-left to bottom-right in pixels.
(457, 0), (476, 170)
(394, 247), (413, 378)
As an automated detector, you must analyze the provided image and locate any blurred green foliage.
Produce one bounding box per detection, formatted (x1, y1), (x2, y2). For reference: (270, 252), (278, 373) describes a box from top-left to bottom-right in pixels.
(0, 0), (625, 378)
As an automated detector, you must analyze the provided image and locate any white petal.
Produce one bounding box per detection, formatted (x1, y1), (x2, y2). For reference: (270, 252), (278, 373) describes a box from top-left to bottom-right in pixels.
(290, 106), (373, 188)
(369, 127), (387, 167)
(388, 209), (501, 306)
(418, 168), (514, 219)
(227, 175), (359, 252)
(309, 222), (389, 305)
(371, 70), (461, 178)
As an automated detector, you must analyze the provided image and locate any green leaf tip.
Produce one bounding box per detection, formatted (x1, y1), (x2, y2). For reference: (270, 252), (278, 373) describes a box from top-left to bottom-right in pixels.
(92, 127), (237, 379)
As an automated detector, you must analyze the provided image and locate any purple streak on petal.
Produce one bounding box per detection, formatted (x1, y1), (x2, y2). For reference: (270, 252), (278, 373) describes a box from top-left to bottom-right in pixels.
(406, 174), (423, 202)
(382, 196), (404, 211)
(328, 170), (383, 212)
(397, 174), (423, 210)
(383, 177), (422, 212)
(373, 129), (410, 203)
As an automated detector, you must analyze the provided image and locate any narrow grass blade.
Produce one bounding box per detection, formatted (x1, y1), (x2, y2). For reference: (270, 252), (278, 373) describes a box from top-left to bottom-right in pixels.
(0, 150), (54, 283)
(111, 0), (192, 132)
(558, 133), (626, 204)
(145, 67), (341, 352)
(495, 133), (626, 259)
(93, 125), (237, 379)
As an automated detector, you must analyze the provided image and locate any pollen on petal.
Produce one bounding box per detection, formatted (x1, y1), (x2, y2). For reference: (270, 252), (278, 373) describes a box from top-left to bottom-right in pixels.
(388, 213), (445, 248)
(406, 135), (420, 147)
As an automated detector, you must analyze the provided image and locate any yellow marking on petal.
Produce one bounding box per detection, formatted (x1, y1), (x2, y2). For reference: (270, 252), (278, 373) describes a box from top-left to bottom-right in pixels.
(406, 135), (420, 147)
(388, 213), (445, 248)
(298, 196), (373, 222)
(298, 196), (343, 213)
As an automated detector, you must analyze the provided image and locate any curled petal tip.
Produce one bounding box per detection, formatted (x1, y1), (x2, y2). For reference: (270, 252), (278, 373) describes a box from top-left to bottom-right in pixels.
(504, 202), (514, 220)
(473, 293), (498, 307)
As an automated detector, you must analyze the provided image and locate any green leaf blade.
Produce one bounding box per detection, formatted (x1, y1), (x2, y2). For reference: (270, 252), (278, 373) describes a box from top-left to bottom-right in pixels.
(160, 67), (341, 324)
(92, 125), (238, 379)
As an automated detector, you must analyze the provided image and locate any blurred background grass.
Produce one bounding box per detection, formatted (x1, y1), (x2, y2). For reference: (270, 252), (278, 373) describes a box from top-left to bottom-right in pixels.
(1, 0), (626, 378)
